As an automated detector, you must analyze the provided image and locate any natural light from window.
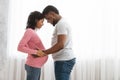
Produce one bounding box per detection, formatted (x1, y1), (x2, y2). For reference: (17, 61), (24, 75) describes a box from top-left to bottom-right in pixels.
(8, 0), (120, 60)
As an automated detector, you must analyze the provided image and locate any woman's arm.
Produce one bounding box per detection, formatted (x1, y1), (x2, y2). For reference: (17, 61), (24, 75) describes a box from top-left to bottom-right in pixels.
(17, 29), (37, 54)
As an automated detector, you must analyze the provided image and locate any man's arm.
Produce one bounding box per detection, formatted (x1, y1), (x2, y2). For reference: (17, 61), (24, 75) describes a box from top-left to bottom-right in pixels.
(43, 34), (67, 54)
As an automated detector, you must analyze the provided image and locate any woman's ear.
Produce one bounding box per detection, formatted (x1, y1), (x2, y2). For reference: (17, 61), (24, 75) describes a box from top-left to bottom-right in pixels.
(35, 19), (38, 25)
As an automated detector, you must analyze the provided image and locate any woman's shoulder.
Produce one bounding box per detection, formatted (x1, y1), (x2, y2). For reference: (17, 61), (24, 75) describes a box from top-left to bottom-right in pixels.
(26, 28), (34, 32)
(25, 28), (35, 34)
(26, 28), (34, 31)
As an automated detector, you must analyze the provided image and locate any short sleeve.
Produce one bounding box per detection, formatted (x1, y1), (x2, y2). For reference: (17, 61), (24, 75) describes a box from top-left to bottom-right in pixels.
(56, 23), (67, 35)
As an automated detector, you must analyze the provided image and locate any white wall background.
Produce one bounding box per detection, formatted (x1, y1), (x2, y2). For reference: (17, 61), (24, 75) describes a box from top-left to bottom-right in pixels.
(0, 0), (8, 66)
(0, 0), (9, 80)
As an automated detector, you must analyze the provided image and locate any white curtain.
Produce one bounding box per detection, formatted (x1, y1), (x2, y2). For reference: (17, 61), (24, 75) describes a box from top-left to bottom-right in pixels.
(4, 0), (120, 80)
(2, 58), (120, 80)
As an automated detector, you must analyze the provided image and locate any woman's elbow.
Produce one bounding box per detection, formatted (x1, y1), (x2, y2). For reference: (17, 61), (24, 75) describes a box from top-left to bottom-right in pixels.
(17, 45), (22, 51)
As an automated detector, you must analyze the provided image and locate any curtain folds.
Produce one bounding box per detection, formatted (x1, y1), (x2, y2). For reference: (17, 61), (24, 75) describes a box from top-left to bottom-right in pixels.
(1, 58), (120, 80)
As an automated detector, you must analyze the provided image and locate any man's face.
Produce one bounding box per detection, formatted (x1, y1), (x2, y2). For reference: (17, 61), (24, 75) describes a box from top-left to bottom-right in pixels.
(45, 12), (57, 26)
(45, 13), (54, 24)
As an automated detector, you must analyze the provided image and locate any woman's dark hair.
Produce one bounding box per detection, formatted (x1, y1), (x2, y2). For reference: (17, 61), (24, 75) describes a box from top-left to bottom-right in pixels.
(26, 11), (44, 29)
(42, 5), (59, 15)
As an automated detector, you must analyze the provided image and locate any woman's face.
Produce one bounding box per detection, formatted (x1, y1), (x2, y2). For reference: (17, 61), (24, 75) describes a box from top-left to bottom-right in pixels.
(36, 19), (44, 29)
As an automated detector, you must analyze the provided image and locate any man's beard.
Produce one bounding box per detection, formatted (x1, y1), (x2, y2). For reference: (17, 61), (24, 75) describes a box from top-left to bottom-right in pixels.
(52, 20), (58, 26)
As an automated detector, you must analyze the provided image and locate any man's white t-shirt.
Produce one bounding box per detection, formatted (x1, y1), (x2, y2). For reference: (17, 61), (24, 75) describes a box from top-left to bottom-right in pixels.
(51, 18), (75, 61)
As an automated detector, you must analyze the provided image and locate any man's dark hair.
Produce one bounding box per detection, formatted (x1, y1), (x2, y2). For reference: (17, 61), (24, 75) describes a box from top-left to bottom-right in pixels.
(26, 11), (44, 30)
(42, 5), (59, 15)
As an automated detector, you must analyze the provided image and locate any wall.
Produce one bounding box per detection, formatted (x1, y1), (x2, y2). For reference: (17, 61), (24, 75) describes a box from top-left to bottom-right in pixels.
(0, 0), (9, 80)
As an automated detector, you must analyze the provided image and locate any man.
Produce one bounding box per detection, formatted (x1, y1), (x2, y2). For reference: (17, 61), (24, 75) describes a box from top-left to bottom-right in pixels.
(40, 5), (76, 80)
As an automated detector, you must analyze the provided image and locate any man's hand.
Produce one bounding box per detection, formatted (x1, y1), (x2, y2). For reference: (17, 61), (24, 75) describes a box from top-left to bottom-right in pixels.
(36, 50), (47, 57)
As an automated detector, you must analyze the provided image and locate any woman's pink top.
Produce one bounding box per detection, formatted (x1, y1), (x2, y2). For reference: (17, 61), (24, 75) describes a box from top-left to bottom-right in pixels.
(17, 28), (48, 68)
